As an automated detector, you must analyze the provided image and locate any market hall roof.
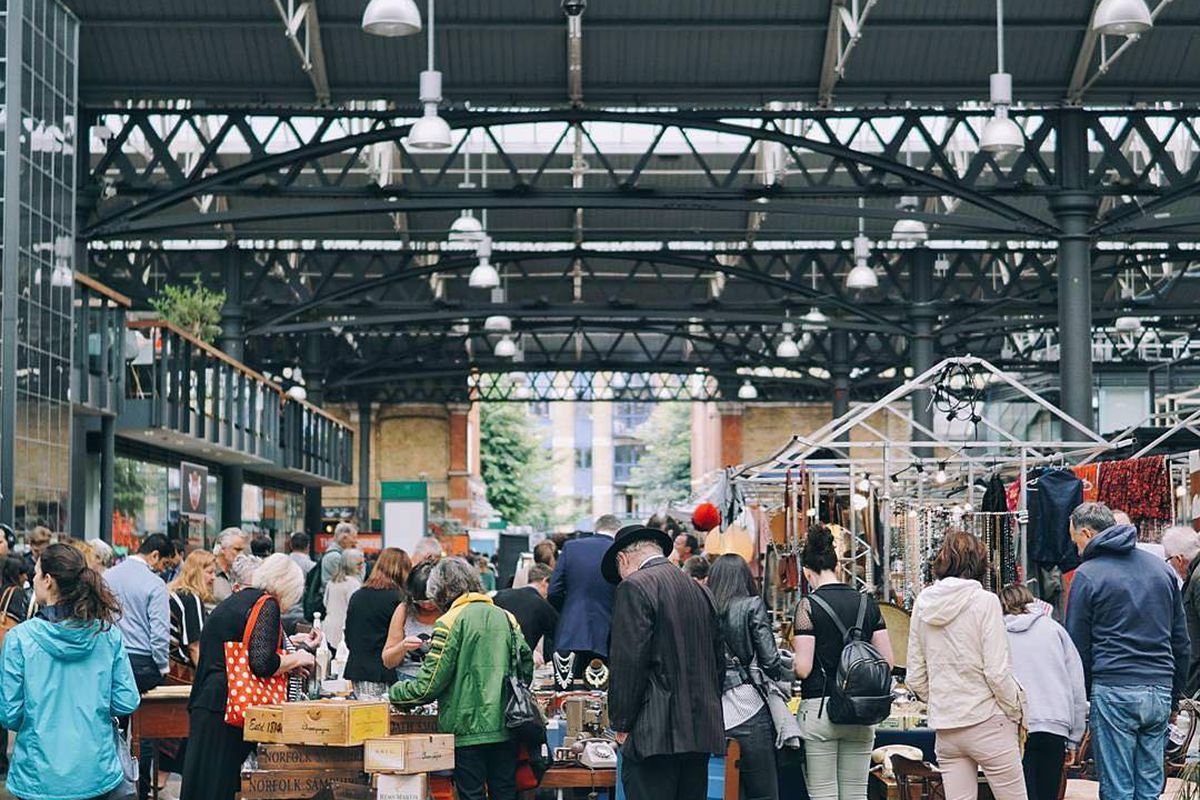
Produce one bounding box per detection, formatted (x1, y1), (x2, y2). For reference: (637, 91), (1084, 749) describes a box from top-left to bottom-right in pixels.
(65, 0), (1200, 108)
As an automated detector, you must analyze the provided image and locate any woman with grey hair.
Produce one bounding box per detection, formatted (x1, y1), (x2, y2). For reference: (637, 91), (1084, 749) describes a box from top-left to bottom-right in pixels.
(180, 553), (318, 800)
(391, 557), (533, 800)
(323, 548), (363, 650)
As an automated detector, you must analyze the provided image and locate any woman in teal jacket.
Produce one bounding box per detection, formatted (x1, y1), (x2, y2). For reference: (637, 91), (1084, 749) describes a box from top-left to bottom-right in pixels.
(0, 543), (140, 800)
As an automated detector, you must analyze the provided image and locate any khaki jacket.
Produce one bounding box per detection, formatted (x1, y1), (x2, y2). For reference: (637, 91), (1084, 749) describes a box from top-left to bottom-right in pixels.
(907, 577), (1025, 730)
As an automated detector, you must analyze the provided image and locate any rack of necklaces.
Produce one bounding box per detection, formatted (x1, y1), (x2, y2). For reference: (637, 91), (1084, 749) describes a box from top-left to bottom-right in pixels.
(889, 498), (1025, 609)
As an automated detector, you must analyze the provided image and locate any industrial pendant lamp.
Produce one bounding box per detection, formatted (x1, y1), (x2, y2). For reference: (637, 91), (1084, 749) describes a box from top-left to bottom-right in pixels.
(846, 200), (878, 290)
(981, 0), (1024, 155)
(483, 314), (512, 333)
(1114, 315), (1143, 332)
(892, 196), (929, 242)
(737, 379), (758, 400)
(448, 213), (485, 242)
(1093, 0), (1153, 35)
(468, 236), (499, 289)
(406, 0), (452, 150)
(775, 321), (801, 359)
(494, 335), (517, 358)
(801, 307), (828, 328)
(362, 0), (422, 36)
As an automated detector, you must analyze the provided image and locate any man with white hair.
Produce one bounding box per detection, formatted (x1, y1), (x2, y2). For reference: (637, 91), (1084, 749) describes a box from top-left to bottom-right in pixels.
(321, 522), (359, 583)
(1164, 525), (1200, 696)
(212, 527), (249, 604)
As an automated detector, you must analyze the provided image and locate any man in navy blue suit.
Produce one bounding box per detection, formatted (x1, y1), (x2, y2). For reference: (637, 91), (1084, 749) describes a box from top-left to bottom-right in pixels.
(547, 513), (621, 679)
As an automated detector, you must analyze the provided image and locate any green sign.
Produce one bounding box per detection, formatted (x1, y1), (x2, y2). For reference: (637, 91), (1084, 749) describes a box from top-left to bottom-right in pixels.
(381, 481), (428, 501)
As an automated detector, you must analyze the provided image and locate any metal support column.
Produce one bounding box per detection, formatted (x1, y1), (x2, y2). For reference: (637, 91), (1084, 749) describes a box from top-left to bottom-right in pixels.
(70, 418), (90, 537)
(222, 465), (244, 528)
(304, 335), (325, 407)
(219, 246), (244, 361)
(0, 0), (25, 526)
(99, 416), (115, 542)
(1052, 110), (1098, 436)
(357, 401), (372, 528)
(831, 327), (850, 440)
(911, 248), (936, 457)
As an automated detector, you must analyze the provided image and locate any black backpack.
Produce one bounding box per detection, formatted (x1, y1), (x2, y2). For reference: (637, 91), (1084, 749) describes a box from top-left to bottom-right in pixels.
(808, 592), (893, 725)
(302, 563), (326, 622)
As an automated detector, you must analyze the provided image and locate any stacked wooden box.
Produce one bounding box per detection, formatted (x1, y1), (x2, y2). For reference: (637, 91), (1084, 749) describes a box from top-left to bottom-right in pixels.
(240, 701), (452, 800)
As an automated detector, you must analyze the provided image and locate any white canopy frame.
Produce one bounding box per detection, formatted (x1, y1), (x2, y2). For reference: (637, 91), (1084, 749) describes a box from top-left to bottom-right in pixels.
(730, 356), (1126, 599)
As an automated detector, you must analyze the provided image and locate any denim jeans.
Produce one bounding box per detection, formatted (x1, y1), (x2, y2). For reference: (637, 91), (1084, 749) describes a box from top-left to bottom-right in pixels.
(1090, 683), (1172, 800)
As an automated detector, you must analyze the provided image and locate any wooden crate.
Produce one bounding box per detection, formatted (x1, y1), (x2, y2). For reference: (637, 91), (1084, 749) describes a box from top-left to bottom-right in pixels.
(240, 770), (368, 800)
(244, 701), (390, 746)
(389, 710), (439, 736)
(256, 744), (364, 770)
(363, 734), (454, 774)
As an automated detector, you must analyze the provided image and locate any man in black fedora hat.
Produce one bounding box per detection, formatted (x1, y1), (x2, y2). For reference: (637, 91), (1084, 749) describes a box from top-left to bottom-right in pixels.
(603, 525), (724, 799)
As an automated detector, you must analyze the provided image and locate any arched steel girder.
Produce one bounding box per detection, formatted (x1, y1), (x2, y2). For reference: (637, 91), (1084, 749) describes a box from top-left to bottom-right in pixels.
(87, 192), (1015, 239)
(83, 109), (1059, 238)
(243, 249), (911, 336)
(313, 318), (907, 382)
(259, 306), (897, 337)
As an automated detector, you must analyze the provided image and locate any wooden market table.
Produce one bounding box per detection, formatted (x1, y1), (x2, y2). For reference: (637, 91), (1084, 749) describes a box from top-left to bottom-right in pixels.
(130, 684), (192, 757)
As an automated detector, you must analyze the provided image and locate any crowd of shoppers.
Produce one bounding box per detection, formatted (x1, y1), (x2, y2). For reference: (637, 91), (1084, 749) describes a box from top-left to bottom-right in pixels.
(3, 500), (1199, 800)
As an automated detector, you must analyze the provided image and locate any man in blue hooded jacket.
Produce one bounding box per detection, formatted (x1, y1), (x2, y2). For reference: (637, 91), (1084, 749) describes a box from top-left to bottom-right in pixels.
(1065, 501), (1189, 800)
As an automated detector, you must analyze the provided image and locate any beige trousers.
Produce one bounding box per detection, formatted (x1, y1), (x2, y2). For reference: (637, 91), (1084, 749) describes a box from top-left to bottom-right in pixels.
(935, 714), (1029, 800)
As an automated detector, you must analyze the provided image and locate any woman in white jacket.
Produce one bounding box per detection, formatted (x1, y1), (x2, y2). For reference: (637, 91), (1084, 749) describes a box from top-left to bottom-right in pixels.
(1000, 583), (1087, 800)
(908, 531), (1027, 800)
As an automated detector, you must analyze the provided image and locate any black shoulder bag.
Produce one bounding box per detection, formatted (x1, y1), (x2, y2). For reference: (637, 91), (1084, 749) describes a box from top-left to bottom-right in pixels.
(503, 619), (546, 745)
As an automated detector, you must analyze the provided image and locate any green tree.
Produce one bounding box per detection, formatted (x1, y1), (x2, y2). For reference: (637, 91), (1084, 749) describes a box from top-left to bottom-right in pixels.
(480, 402), (551, 527)
(150, 277), (226, 344)
(113, 458), (147, 520)
(628, 402), (692, 508)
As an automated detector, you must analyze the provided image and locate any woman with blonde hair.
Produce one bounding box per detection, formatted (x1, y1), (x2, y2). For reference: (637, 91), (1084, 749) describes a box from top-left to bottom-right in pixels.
(168, 550), (217, 671)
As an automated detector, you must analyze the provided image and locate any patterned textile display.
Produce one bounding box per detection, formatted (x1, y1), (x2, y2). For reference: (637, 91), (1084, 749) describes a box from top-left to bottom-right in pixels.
(1096, 455), (1172, 523)
(1072, 464), (1100, 502)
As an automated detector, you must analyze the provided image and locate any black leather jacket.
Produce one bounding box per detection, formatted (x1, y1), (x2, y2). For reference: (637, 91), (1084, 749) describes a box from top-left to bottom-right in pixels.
(717, 595), (792, 694)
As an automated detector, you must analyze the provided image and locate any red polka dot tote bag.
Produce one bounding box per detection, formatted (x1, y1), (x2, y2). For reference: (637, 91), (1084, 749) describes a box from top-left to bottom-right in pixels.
(223, 594), (288, 726)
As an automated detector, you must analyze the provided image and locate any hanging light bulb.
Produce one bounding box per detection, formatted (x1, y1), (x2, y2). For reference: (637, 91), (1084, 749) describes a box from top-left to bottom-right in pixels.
(801, 307), (828, 328)
(1114, 315), (1143, 332)
(362, 0), (422, 36)
(981, 2), (1024, 155)
(493, 335), (517, 358)
(408, 73), (453, 150)
(775, 321), (800, 359)
(934, 463), (948, 485)
(468, 236), (499, 289)
(406, 2), (452, 150)
(892, 196), (929, 242)
(737, 379), (758, 400)
(846, 233), (878, 290)
(448, 211), (485, 243)
(1093, 0), (1153, 35)
(483, 314), (512, 333)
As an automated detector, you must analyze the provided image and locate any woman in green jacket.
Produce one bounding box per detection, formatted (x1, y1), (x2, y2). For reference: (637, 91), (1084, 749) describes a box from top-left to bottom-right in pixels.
(391, 557), (533, 800)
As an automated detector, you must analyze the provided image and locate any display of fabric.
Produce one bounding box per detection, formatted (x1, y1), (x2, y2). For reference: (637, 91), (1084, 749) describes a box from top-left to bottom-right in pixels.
(1029, 468), (1083, 573)
(1097, 455), (1172, 523)
(1072, 464), (1100, 502)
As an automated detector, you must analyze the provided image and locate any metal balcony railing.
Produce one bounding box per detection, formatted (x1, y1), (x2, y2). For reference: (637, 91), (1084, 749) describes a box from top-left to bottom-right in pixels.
(123, 320), (353, 485)
(72, 273), (130, 414)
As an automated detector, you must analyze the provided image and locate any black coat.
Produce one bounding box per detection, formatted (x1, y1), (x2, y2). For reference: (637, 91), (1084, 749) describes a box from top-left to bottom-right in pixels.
(718, 595), (790, 694)
(608, 557), (725, 759)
